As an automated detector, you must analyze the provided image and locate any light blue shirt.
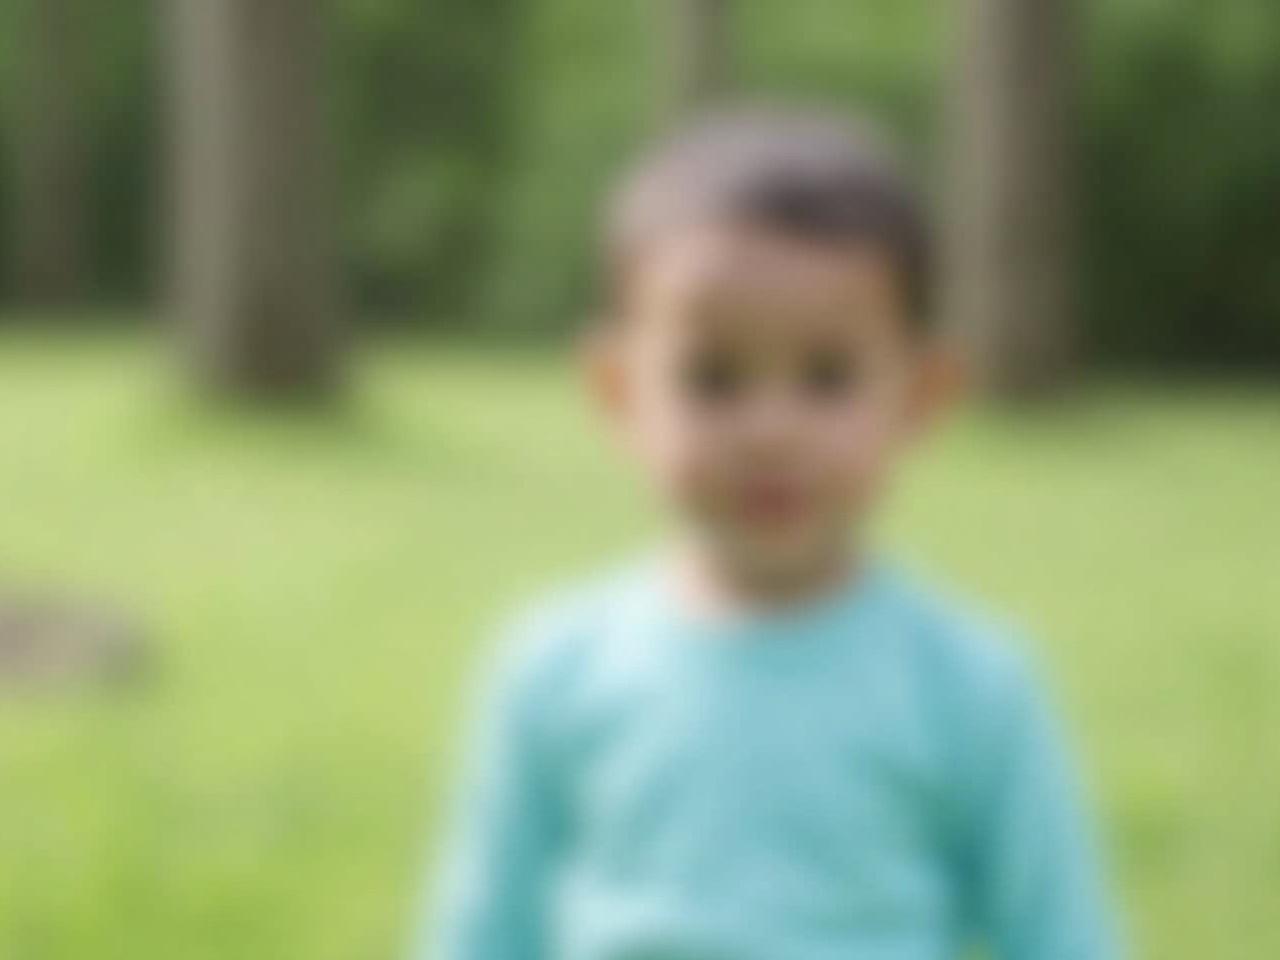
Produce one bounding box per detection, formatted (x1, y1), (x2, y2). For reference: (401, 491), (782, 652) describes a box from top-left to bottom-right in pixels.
(425, 556), (1121, 960)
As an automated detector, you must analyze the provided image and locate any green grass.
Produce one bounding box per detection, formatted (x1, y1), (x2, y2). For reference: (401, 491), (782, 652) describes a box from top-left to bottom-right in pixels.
(0, 328), (1277, 959)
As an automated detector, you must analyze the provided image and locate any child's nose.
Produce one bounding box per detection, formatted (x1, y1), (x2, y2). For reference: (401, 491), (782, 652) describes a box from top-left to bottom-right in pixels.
(739, 388), (805, 448)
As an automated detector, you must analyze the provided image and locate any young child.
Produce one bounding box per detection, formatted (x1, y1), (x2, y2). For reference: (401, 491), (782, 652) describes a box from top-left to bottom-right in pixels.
(425, 108), (1121, 960)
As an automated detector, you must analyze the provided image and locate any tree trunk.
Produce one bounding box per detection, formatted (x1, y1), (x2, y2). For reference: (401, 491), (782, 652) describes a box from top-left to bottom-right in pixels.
(169, 0), (341, 396)
(10, 0), (89, 304)
(945, 0), (1077, 396)
(666, 0), (732, 119)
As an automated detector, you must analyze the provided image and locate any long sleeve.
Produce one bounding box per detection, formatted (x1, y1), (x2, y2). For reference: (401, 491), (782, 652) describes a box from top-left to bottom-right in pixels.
(962, 655), (1124, 960)
(419, 626), (566, 960)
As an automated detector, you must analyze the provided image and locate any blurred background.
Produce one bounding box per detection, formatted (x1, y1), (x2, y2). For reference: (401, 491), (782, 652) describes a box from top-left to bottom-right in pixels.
(0, 1), (1276, 957)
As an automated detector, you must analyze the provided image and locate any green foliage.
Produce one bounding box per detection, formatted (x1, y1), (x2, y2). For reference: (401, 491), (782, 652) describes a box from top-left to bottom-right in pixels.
(335, 0), (528, 320)
(0, 0), (156, 302)
(1083, 0), (1280, 365)
(1, 1), (1278, 363)
(477, 0), (655, 333)
(0, 328), (1277, 957)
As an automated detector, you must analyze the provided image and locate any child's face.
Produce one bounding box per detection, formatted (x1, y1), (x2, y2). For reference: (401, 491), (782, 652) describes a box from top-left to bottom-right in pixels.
(595, 223), (947, 585)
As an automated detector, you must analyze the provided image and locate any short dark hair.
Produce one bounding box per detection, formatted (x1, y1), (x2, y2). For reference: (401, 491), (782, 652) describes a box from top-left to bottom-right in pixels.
(605, 105), (933, 323)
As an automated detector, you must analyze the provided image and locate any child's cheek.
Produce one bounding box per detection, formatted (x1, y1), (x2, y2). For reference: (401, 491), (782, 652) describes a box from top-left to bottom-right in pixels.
(632, 404), (726, 513)
(819, 405), (901, 507)
(674, 427), (737, 518)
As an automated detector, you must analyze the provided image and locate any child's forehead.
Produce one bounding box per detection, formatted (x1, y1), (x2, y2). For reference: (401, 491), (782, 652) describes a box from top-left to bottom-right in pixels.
(629, 223), (907, 331)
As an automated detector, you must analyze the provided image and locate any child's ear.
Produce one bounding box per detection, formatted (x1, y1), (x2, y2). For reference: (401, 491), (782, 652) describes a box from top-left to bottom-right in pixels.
(577, 321), (630, 422)
(908, 339), (967, 435)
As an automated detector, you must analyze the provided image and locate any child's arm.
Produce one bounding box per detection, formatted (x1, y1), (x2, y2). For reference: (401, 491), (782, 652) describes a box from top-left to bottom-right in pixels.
(964, 653), (1124, 960)
(419, 622), (566, 960)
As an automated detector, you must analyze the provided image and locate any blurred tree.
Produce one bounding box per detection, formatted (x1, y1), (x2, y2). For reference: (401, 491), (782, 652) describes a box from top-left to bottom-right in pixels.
(667, 0), (734, 116)
(8, 0), (89, 303)
(169, 0), (341, 395)
(946, 0), (1077, 395)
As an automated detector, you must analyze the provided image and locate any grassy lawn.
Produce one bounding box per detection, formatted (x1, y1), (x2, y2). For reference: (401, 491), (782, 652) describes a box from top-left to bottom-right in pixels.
(0, 328), (1276, 959)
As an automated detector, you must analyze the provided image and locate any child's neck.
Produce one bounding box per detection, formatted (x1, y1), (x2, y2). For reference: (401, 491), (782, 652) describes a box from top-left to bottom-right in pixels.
(668, 535), (860, 620)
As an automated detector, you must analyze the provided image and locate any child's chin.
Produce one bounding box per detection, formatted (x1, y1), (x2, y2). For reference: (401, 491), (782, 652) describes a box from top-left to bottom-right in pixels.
(733, 523), (836, 575)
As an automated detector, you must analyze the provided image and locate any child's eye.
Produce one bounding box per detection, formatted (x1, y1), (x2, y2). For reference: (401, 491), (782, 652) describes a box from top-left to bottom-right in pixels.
(682, 352), (746, 404)
(801, 351), (859, 400)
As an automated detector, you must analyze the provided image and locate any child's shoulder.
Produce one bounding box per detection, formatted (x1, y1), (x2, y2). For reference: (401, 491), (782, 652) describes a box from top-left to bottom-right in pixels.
(482, 558), (652, 691)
